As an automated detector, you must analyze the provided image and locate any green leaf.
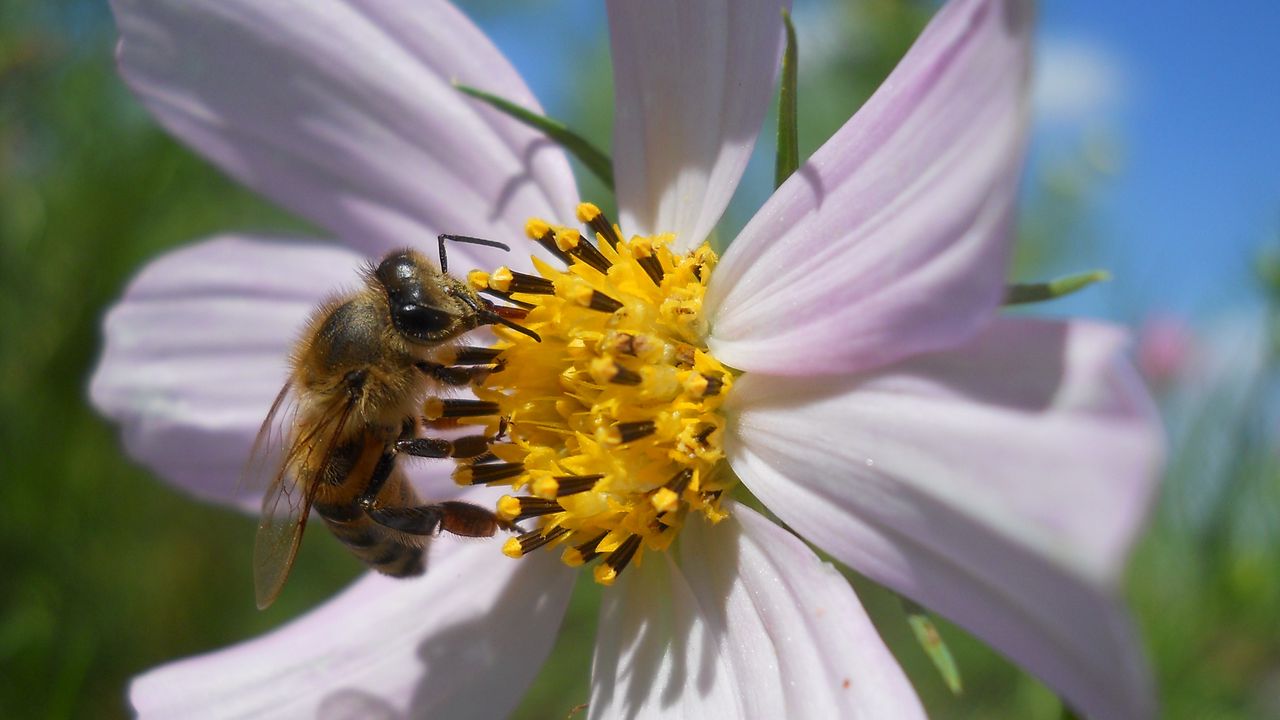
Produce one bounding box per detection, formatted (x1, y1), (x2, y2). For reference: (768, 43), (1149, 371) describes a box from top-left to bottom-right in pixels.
(774, 9), (800, 188)
(901, 597), (963, 695)
(1004, 270), (1111, 305)
(456, 83), (614, 191)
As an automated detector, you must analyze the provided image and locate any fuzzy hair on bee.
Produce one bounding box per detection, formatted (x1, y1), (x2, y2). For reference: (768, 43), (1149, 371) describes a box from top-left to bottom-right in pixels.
(246, 240), (532, 610)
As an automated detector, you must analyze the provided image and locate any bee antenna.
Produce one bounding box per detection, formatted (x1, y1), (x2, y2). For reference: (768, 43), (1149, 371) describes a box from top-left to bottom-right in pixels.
(437, 234), (511, 274)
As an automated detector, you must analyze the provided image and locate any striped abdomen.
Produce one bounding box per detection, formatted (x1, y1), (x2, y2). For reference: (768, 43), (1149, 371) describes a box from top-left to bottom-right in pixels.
(311, 435), (427, 577)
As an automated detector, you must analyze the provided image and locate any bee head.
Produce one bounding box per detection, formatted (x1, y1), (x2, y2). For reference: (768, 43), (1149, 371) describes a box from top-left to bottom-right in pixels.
(374, 250), (479, 343)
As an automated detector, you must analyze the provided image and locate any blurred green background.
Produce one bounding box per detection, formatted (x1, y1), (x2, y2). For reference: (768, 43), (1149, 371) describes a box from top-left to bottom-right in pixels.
(2, 1), (1277, 718)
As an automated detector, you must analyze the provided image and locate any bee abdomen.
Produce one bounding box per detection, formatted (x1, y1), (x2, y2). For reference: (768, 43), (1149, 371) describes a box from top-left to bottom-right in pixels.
(314, 502), (425, 577)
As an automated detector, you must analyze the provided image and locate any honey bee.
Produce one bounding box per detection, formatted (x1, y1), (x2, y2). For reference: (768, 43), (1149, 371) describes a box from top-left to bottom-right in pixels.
(247, 236), (538, 609)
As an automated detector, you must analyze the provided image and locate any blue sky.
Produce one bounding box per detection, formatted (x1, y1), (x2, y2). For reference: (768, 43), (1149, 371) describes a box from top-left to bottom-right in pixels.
(477, 0), (1280, 325)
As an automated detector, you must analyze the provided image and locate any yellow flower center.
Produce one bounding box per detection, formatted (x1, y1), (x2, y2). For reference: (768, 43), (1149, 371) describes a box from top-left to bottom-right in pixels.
(458, 203), (735, 585)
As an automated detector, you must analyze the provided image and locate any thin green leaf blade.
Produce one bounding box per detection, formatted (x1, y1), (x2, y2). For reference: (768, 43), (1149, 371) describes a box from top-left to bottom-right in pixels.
(775, 9), (800, 188)
(1004, 270), (1111, 305)
(902, 597), (963, 695)
(456, 83), (614, 191)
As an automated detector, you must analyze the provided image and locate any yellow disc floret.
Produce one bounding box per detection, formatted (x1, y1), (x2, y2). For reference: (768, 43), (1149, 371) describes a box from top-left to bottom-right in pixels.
(460, 203), (735, 584)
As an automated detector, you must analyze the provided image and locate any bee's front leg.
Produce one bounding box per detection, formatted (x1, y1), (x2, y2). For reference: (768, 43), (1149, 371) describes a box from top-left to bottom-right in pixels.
(415, 360), (503, 386)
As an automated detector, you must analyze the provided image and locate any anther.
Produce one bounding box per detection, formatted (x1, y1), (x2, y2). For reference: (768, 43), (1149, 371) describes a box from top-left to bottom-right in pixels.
(590, 357), (641, 386)
(685, 372), (724, 397)
(632, 239), (666, 285)
(526, 219), (574, 265)
(668, 468), (694, 494)
(607, 420), (656, 445)
(576, 202), (622, 249)
(454, 462), (525, 485)
(562, 531), (608, 566)
(533, 473), (603, 498)
(554, 228), (612, 274)
(673, 344), (697, 368)
(497, 495), (564, 522)
(424, 398), (501, 420)
(489, 266), (555, 295)
(556, 474), (603, 497)
(585, 290), (623, 313)
(503, 526), (569, 558)
(594, 534), (642, 585)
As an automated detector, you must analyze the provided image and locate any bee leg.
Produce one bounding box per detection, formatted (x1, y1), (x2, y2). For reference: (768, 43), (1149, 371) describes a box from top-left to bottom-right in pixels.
(396, 431), (500, 460)
(356, 421), (416, 510)
(355, 446), (398, 511)
(445, 346), (504, 366)
(367, 501), (516, 537)
(415, 360), (503, 386)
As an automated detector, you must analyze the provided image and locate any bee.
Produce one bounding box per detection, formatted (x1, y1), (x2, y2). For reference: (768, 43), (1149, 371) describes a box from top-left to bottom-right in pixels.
(247, 236), (538, 609)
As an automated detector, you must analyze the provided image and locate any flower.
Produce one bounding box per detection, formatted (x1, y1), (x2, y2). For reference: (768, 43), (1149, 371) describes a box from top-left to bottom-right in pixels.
(91, 0), (1163, 718)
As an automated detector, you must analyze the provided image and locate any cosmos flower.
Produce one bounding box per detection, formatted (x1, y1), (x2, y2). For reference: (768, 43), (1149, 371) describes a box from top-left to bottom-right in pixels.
(91, 0), (1163, 718)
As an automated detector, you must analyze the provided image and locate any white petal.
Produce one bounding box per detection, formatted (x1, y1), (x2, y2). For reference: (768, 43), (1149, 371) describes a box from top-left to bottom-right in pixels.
(90, 236), (365, 511)
(589, 505), (924, 719)
(707, 0), (1033, 375)
(131, 544), (575, 719)
(727, 318), (1162, 720)
(608, 0), (790, 250)
(111, 0), (578, 261)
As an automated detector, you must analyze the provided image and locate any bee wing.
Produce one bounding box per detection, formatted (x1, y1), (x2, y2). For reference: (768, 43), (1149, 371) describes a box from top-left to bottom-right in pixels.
(248, 383), (356, 609)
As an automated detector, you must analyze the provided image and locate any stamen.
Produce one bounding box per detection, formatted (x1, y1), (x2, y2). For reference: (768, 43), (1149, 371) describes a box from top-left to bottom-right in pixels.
(423, 398), (501, 420)
(607, 420), (656, 444)
(590, 358), (641, 386)
(487, 266), (555, 295)
(576, 202), (621, 248)
(461, 206), (735, 585)
(497, 496), (563, 522)
(652, 468), (693, 513)
(585, 290), (622, 313)
(632, 238), (666, 286)
(554, 228), (612, 273)
(684, 372), (724, 398)
(454, 462), (525, 485)
(594, 534), (642, 586)
(562, 531), (608, 566)
(531, 473), (604, 499)
(503, 526), (569, 558)
(526, 219), (574, 265)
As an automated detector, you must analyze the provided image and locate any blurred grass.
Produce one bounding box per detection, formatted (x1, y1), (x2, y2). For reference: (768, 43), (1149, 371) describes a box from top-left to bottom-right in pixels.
(2, 1), (1278, 719)
(0, 4), (360, 717)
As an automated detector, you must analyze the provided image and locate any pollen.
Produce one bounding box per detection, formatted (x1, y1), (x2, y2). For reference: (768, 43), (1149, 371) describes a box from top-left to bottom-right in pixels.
(460, 203), (735, 585)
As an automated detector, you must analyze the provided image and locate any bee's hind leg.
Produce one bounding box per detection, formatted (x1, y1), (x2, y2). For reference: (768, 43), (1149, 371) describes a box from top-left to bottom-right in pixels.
(366, 502), (516, 537)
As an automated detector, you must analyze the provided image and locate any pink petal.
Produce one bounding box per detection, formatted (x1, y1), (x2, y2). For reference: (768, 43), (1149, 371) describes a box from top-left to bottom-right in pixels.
(589, 505), (924, 719)
(130, 543), (575, 719)
(727, 318), (1162, 720)
(89, 236), (366, 511)
(607, 0), (790, 250)
(110, 0), (578, 260)
(706, 0), (1033, 375)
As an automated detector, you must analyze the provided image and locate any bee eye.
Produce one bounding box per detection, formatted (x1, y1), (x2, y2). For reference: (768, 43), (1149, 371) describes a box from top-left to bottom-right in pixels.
(393, 303), (451, 340)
